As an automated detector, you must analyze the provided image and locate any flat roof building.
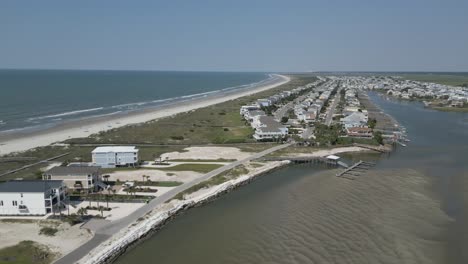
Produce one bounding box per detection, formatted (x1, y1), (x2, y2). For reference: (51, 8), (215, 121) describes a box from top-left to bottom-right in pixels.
(92, 146), (139, 168)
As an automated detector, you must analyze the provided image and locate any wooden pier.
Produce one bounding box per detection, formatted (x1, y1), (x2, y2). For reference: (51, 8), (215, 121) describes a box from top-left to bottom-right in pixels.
(261, 156), (349, 168)
(336, 160), (376, 179)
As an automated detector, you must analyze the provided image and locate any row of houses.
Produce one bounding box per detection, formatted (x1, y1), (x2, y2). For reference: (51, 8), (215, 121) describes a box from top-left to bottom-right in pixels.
(0, 146), (140, 216)
(240, 82), (323, 140)
(354, 76), (468, 107)
(338, 86), (372, 138)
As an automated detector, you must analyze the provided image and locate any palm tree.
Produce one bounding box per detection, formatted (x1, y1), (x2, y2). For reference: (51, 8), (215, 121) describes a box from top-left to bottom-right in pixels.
(103, 175), (110, 183)
(77, 207), (88, 218)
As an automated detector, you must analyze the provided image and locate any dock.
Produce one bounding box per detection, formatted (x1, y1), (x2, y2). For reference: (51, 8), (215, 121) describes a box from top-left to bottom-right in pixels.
(336, 160), (376, 179)
(261, 156), (349, 168)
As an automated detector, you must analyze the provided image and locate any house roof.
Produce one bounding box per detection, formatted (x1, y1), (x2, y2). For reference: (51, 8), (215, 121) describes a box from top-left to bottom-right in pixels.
(0, 180), (63, 193)
(92, 146), (138, 153)
(341, 112), (367, 123)
(347, 127), (372, 133)
(326, 155), (340, 160)
(45, 166), (100, 175)
(248, 110), (266, 117)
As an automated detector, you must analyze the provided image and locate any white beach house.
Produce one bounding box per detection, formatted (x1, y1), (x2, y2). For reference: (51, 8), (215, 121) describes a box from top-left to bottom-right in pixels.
(43, 166), (102, 193)
(92, 146), (139, 168)
(0, 180), (66, 216)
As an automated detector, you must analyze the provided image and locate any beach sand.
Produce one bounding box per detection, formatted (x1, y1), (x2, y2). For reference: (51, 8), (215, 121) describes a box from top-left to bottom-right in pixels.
(0, 74), (290, 155)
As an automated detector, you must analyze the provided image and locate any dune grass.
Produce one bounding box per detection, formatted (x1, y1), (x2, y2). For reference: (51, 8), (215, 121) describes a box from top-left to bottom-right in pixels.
(0, 240), (55, 264)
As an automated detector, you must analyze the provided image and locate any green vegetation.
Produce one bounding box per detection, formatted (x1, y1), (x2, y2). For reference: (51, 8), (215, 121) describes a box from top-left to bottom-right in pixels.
(313, 124), (343, 146)
(401, 73), (468, 87)
(173, 165), (249, 200)
(39, 227), (58, 237)
(0, 75), (317, 181)
(63, 76), (315, 146)
(167, 158), (236, 162)
(156, 163), (223, 173)
(0, 240), (55, 264)
(367, 118), (377, 129)
(374, 131), (384, 145)
(431, 106), (468, 112)
(135, 181), (183, 187)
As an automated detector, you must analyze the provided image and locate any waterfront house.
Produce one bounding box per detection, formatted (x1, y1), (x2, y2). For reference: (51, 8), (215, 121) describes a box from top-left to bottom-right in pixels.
(0, 180), (66, 216)
(43, 166), (102, 192)
(340, 112), (368, 128)
(252, 116), (288, 141)
(256, 99), (271, 107)
(92, 146), (139, 168)
(346, 127), (373, 138)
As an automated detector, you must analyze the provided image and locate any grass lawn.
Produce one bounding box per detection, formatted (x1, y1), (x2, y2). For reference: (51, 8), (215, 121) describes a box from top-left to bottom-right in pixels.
(167, 158), (236, 162)
(401, 73), (468, 87)
(0, 75), (316, 181)
(156, 163), (224, 173)
(172, 165), (249, 200)
(135, 181), (183, 187)
(431, 106), (468, 112)
(0, 240), (55, 264)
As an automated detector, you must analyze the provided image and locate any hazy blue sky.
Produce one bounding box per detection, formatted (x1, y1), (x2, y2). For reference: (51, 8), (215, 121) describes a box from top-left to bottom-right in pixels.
(1, 0), (467, 72)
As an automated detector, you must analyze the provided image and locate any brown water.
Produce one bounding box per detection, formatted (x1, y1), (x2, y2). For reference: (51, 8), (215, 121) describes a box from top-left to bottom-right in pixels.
(115, 93), (468, 264)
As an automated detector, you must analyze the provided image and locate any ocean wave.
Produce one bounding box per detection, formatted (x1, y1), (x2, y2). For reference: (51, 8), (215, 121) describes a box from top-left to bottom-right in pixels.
(84, 111), (123, 119)
(27, 107), (104, 121)
(111, 102), (149, 109)
(0, 125), (43, 134)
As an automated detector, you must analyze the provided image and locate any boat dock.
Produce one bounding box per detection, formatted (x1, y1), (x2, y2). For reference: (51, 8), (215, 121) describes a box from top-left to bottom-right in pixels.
(336, 160), (376, 179)
(261, 156), (349, 168)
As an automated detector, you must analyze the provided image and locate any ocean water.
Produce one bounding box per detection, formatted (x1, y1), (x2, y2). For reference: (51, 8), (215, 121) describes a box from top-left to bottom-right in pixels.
(0, 70), (273, 133)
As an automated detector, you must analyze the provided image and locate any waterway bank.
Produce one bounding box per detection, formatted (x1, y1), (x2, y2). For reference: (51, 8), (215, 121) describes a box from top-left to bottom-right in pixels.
(75, 161), (290, 264)
(111, 89), (467, 264)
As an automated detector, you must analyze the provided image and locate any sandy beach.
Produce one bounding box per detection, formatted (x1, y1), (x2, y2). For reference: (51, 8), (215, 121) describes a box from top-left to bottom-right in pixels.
(0, 74), (290, 155)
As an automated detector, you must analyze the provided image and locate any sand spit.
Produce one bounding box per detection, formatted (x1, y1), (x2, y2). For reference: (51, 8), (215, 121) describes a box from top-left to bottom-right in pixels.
(0, 75), (290, 155)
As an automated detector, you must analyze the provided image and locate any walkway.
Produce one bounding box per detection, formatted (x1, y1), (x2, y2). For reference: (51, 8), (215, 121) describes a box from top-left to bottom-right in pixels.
(54, 143), (291, 264)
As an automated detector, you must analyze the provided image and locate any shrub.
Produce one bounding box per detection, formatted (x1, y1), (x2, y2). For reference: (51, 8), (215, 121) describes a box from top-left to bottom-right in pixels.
(39, 227), (58, 237)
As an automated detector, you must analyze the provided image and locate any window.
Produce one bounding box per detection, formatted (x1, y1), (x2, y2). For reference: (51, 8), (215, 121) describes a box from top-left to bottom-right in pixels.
(20, 193), (23, 198)
(0, 200), (3, 206)
(12, 201), (18, 206)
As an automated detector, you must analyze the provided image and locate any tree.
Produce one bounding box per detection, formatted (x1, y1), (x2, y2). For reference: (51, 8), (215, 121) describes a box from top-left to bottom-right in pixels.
(102, 175), (110, 183)
(280, 116), (289, 124)
(77, 207), (88, 218)
(374, 131), (384, 145)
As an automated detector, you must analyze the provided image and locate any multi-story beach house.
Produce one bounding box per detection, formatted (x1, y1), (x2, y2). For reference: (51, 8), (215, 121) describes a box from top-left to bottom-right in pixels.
(92, 146), (139, 168)
(43, 166), (102, 192)
(0, 180), (66, 216)
(252, 116), (288, 141)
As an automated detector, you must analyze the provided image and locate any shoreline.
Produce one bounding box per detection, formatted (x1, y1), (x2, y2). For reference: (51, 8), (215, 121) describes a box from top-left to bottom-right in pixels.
(61, 146), (370, 264)
(0, 74), (290, 155)
(75, 161), (291, 264)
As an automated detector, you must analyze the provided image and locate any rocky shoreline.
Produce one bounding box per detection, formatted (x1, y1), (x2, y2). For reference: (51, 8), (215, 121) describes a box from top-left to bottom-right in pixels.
(77, 161), (290, 264)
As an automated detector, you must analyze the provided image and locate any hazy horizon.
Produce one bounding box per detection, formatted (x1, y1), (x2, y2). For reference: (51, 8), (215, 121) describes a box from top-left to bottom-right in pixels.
(1, 0), (468, 72)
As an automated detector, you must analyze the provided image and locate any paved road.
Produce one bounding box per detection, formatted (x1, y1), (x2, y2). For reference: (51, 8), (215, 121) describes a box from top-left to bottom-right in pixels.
(325, 88), (342, 126)
(54, 143), (291, 264)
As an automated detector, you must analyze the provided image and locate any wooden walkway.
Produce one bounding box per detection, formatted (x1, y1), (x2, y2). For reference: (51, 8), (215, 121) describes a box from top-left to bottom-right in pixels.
(261, 156), (348, 168)
(0, 152), (70, 178)
(336, 160), (376, 179)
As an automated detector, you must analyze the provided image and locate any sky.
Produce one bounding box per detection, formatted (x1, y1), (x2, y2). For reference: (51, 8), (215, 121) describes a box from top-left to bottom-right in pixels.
(1, 0), (467, 72)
